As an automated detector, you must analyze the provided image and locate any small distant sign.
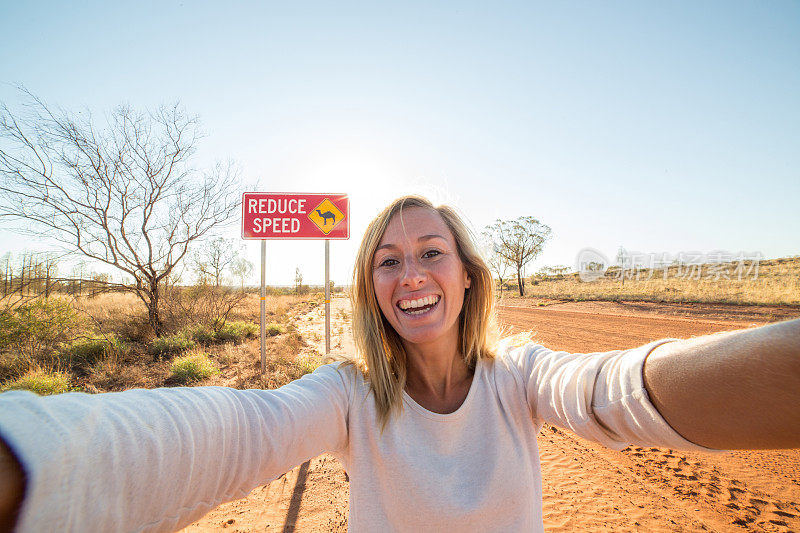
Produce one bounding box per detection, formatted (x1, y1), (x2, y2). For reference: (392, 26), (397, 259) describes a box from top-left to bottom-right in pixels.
(242, 192), (349, 240)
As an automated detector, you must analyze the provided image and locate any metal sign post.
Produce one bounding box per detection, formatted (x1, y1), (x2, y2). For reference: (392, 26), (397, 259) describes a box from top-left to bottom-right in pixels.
(325, 239), (330, 354)
(260, 240), (266, 374)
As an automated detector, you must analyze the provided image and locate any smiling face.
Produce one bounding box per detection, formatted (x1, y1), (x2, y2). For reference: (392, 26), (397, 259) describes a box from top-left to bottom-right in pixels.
(371, 207), (471, 351)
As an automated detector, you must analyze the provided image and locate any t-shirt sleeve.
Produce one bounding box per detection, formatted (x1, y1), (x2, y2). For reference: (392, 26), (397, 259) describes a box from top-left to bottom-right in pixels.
(502, 339), (717, 452)
(0, 362), (352, 533)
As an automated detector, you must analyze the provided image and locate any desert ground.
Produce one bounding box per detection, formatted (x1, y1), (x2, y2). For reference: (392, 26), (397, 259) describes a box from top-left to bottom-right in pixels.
(182, 297), (800, 532)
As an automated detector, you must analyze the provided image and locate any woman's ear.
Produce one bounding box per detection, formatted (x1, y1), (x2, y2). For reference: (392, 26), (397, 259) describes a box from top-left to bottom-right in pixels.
(464, 272), (471, 289)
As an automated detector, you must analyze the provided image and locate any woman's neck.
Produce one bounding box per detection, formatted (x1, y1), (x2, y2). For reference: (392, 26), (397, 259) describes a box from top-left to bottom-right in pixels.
(403, 332), (474, 414)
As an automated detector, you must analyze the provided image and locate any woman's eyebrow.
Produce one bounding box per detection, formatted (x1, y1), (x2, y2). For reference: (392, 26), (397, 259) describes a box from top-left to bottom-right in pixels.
(418, 234), (447, 242)
(375, 243), (398, 252)
(376, 234), (447, 252)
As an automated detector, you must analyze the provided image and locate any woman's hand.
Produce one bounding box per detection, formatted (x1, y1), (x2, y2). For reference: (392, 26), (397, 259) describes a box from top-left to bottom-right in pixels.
(0, 436), (25, 531)
(643, 318), (800, 449)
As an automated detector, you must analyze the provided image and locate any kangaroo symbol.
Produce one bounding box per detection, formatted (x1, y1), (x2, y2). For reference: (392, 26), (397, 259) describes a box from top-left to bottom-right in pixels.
(316, 209), (336, 226)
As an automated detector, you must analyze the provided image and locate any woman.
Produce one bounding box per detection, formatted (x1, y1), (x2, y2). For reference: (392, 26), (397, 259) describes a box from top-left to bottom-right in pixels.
(1, 195), (799, 532)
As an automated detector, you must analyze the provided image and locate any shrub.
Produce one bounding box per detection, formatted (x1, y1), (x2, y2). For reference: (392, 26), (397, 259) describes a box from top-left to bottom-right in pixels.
(0, 298), (84, 366)
(2, 370), (71, 395)
(61, 334), (124, 368)
(216, 321), (260, 344)
(184, 324), (217, 344)
(169, 351), (219, 384)
(293, 356), (321, 376)
(265, 323), (285, 337)
(149, 334), (195, 359)
(112, 311), (152, 343)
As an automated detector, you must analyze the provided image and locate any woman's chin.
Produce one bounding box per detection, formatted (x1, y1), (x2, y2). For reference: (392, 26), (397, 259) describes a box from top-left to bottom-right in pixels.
(395, 323), (459, 350)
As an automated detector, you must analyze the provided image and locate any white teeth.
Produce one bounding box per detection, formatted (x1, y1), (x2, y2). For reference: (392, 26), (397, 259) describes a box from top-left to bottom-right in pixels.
(397, 295), (439, 311)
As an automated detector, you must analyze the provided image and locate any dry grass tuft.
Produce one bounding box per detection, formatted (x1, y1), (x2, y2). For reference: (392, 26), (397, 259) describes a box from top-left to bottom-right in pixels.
(169, 351), (220, 384)
(2, 368), (72, 395)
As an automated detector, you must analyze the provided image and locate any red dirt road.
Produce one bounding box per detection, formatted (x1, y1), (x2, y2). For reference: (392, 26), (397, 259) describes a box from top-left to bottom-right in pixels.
(183, 300), (800, 532)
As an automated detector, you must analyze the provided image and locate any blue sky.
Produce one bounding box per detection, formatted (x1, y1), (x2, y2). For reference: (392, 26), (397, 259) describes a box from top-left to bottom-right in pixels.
(1, 1), (798, 285)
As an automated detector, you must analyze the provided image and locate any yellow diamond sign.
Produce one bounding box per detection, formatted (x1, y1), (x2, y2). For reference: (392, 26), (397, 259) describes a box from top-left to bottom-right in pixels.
(308, 198), (344, 235)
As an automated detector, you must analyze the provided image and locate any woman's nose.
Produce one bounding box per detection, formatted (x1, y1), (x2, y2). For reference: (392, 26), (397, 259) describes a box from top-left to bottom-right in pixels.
(400, 258), (426, 287)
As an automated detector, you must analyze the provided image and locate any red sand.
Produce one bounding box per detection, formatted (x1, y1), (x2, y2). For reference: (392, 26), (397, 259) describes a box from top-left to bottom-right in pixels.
(182, 299), (800, 532)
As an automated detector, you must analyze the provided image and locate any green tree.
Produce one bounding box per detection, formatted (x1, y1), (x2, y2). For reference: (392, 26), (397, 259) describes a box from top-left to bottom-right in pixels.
(485, 217), (552, 296)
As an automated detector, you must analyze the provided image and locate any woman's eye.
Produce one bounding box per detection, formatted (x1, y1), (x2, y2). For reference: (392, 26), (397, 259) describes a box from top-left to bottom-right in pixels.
(422, 250), (441, 259)
(379, 258), (398, 267)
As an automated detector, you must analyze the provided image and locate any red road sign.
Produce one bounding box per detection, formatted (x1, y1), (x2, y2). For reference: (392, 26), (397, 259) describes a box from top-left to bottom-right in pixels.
(242, 192), (349, 240)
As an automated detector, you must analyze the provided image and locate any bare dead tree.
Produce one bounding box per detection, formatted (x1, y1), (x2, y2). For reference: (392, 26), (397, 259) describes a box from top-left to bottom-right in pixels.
(294, 267), (303, 295)
(0, 89), (239, 335)
(18, 253), (27, 296)
(481, 233), (511, 299)
(193, 237), (241, 287)
(40, 252), (58, 298)
(485, 217), (552, 296)
(231, 255), (253, 291)
(0, 252), (10, 296)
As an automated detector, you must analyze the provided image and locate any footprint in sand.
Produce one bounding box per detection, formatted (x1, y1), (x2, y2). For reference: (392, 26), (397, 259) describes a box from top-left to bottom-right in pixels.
(623, 446), (800, 531)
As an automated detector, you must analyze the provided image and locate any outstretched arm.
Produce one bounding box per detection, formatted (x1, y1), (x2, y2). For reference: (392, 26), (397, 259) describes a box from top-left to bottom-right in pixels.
(643, 318), (800, 450)
(0, 363), (351, 532)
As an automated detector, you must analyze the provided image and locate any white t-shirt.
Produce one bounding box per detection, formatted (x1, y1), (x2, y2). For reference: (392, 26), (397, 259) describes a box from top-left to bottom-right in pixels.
(0, 339), (711, 532)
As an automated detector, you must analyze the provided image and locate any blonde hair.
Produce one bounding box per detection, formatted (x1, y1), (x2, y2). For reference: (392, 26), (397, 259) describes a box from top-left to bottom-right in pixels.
(350, 195), (498, 428)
